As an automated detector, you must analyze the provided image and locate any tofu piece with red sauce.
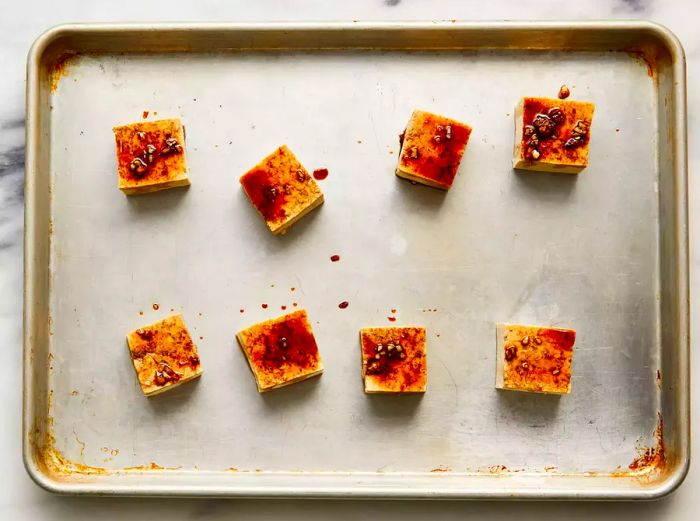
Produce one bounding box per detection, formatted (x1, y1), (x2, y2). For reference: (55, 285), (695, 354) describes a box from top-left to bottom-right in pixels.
(113, 118), (190, 195)
(240, 145), (324, 235)
(495, 323), (576, 394)
(513, 97), (595, 173)
(126, 314), (202, 396)
(236, 309), (323, 392)
(396, 110), (472, 190)
(360, 327), (427, 393)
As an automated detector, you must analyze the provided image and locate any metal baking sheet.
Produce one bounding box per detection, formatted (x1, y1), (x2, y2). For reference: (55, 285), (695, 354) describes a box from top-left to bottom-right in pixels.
(23, 22), (689, 499)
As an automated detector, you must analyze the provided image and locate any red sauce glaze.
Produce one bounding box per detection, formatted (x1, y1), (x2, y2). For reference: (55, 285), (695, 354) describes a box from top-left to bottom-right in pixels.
(330, 254), (340, 262)
(512, 362), (564, 380)
(361, 328), (426, 391)
(503, 326), (575, 391)
(135, 328), (155, 341)
(132, 326), (201, 373)
(521, 99), (590, 162)
(522, 99), (556, 129)
(154, 362), (181, 386)
(115, 126), (183, 184)
(365, 345), (405, 376)
(338, 301), (349, 309)
(537, 328), (576, 351)
(240, 168), (288, 222)
(401, 116), (471, 186)
(251, 315), (320, 372)
(312, 168), (329, 180)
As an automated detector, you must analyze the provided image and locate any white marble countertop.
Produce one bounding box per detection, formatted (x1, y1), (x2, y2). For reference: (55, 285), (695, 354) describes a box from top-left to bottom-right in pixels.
(1, 0), (697, 518)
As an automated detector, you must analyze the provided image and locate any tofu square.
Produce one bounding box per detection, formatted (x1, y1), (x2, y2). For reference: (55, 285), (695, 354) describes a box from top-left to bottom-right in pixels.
(513, 97), (595, 173)
(126, 314), (202, 396)
(240, 145), (324, 235)
(236, 309), (323, 392)
(360, 327), (427, 393)
(495, 323), (576, 394)
(113, 118), (190, 195)
(396, 110), (472, 190)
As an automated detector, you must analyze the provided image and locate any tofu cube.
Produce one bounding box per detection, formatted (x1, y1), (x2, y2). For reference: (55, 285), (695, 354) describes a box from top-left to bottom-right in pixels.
(113, 118), (190, 195)
(360, 327), (427, 393)
(495, 323), (576, 394)
(126, 314), (202, 396)
(236, 309), (323, 392)
(240, 145), (324, 235)
(513, 97), (595, 173)
(396, 110), (472, 190)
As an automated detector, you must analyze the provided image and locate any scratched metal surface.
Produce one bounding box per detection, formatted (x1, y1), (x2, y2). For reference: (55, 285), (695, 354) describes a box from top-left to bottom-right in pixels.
(24, 23), (688, 498)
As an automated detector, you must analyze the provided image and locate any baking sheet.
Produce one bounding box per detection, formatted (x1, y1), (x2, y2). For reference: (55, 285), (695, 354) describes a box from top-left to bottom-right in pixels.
(24, 22), (689, 499)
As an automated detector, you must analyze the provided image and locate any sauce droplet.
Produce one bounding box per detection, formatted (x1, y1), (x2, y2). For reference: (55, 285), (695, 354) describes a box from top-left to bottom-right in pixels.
(330, 254), (340, 262)
(240, 309), (245, 313)
(262, 304), (268, 309)
(391, 309), (396, 314)
(338, 301), (349, 309)
(312, 168), (329, 181)
(558, 85), (570, 99)
(142, 110), (149, 119)
(281, 305), (287, 310)
(387, 316), (397, 322)
(292, 302), (298, 307)
(152, 303), (159, 310)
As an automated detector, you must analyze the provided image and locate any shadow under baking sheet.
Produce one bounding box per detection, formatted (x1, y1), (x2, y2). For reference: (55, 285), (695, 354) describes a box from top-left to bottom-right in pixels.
(511, 167), (579, 203)
(235, 189), (326, 257)
(258, 375), (323, 412)
(496, 388), (562, 426)
(124, 184), (191, 216)
(392, 175), (448, 215)
(144, 376), (202, 415)
(365, 392), (424, 424)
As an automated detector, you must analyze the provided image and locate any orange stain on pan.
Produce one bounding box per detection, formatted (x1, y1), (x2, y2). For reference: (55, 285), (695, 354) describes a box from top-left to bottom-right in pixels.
(49, 53), (77, 92)
(627, 413), (666, 476)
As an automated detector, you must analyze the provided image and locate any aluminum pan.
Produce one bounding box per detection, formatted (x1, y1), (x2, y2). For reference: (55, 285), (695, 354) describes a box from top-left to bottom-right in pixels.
(24, 21), (689, 499)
